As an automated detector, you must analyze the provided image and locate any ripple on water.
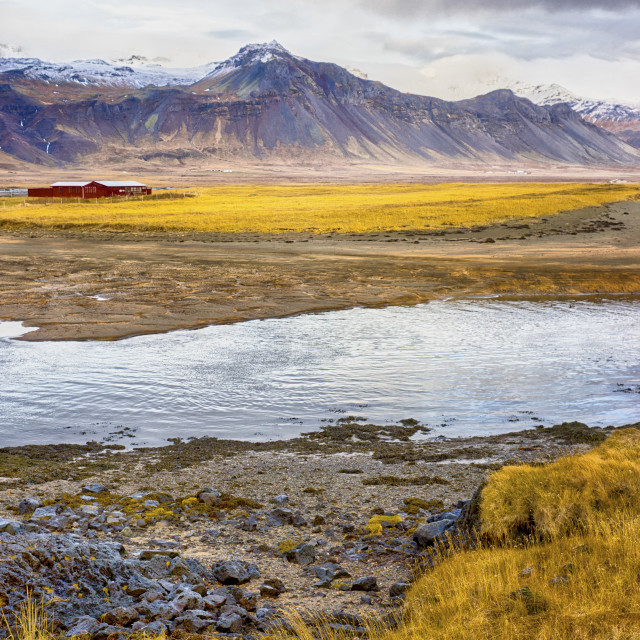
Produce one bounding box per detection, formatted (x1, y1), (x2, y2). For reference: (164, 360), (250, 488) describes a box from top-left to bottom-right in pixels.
(0, 298), (639, 447)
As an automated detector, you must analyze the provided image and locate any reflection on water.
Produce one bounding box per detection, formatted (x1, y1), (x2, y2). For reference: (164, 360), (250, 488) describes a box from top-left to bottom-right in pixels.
(0, 298), (639, 447)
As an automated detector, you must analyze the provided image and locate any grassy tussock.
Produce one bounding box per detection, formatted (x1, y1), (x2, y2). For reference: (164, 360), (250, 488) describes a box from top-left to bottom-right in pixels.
(1, 183), (638, 233)
(480, 428), (640, 540)
(266, 429), (640, 640)
(390, 516), (640, 640)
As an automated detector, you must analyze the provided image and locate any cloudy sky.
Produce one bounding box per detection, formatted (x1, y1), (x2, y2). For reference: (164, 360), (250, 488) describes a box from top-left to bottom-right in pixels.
(1, 0), (640, 102)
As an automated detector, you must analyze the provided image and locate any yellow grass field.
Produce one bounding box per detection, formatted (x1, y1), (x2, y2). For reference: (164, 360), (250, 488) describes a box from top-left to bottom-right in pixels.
(1, 182), (639, 233)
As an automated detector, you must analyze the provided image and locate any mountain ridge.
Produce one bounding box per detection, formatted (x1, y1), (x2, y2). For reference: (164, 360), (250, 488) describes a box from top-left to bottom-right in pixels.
(509, 81), (640, 149)
(0, 42), (638, 168)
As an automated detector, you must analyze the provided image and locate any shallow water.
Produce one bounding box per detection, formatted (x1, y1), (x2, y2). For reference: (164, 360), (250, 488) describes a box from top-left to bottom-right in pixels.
(0, 298), (639, 447)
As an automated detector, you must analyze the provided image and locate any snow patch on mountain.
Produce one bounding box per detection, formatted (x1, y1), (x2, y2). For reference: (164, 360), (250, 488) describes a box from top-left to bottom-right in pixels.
(509, 81), (640, 127)
(0, 57), (217, 88)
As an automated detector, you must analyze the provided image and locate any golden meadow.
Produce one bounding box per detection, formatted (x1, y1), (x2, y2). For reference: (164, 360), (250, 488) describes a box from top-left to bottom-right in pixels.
(1, 183), (639, 233)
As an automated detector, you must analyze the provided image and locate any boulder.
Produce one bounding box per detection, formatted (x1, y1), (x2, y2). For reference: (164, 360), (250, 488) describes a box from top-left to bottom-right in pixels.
(413, 520), (451, 548)
(216, 612), (243, 634)
(284, 543), (316, 566)
(173, 611), (216, 633)
(18, 498), (41, 515)
(267, 508), (294, 526)
(351, 576), (378, 592)
(101, 606), (139, 627)
(389, 582), (411, 598)
(211, 560), (259, 585)
(0, 518), (21, 535)
(64, 616), (99, 638)
(260, 578), (286, 598)
(82, 483), (107, 494)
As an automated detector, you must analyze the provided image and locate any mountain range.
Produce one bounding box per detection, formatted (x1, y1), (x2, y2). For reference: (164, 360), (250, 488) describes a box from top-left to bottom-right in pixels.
(509, 82), (640, 150)
(0, 42), (638, 169)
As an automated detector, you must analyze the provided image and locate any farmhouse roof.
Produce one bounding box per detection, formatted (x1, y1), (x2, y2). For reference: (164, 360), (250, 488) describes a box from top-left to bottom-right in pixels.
(95, 181), (147, 187)
(50, 181), (92, 187)
(49, 180), (148, 187)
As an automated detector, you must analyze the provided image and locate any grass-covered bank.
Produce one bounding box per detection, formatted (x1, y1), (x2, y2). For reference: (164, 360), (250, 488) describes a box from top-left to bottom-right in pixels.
(267, 429), (640, 640)
(1, 183), (639, 234)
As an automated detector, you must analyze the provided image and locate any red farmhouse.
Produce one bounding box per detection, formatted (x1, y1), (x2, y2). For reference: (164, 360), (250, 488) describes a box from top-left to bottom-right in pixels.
(28, 181), (151, 199)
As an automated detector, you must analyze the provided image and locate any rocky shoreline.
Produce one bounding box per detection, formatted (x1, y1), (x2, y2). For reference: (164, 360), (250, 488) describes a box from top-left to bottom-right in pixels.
(0, 419), (616, 638)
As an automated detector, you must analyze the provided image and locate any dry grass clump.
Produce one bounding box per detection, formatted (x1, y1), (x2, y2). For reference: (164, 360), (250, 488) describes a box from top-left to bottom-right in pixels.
(480, 427), (640, 540)
(266, 429), (640, 640)
(1, 182), (638, 233)
(1, 593), (53, 640)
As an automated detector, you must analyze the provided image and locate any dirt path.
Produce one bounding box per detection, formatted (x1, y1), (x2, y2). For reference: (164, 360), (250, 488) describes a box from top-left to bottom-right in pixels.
(1, 200), (639, 340)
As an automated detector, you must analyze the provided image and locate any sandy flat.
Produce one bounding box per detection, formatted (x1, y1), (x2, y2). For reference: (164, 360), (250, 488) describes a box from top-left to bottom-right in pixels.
(1, 200), (639, 341)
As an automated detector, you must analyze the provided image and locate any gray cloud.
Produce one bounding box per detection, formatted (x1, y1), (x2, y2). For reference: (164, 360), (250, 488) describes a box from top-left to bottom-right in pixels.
(373, 8), (640, 62)
(363, 0), (640, 17)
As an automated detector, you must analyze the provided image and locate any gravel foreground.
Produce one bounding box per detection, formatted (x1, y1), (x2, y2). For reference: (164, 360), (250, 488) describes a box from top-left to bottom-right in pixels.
(0, 419), (616, 639)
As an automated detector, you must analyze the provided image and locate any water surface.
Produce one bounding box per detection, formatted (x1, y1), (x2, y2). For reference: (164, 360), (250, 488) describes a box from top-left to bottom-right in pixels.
(1, 298), (638, 447)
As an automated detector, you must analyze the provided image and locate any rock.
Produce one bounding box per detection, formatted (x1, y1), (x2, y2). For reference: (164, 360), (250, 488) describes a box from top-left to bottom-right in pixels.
(239, 516), (258, 532)
(274, 494), (289, 505)
(267, 508), (294, 526)
(360, 594), (373, 604)
(284, 543), (316, 566)
(203, 594), (227, 611)
(173, 611), (216, 633)
(92, 624), (128, 640)
(82, 483), (107, 494)
(228, 586), (258, 611)
(351, 576), (378, 592)
(18, 498), (41, 515)
(139, 549), (180, 561)
(256, 605), (277, 622)
(0, 518), (21, 535)
(211, 560), (258, 585)
(101, 606), (139, 627)
(134, 621), (167, 637)
(413, 521), (451, 548)
(65, 616), (99, 637)
(551, 576), (569, 586)
(197, 487), (221, 499)
(312, 562), (350, 587)
(80, 505), (100, 516)
(30, 506), (58, 521)
(260, 578), (286, 598)
(171, 588), (204, 612)
(389, 582), (410, 598)
(199, 493), (221, 507)
(292, 513), (308, 527)
(216, 612), (243, 634)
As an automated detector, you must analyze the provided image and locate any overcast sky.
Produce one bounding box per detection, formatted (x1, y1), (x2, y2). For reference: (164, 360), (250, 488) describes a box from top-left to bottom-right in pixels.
(1, 0), (640, 103)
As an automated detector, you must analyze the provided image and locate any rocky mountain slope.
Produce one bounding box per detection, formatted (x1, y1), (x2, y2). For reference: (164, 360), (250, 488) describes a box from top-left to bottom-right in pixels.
(0, 42), (638, 167)
(510, 81), (640, 149)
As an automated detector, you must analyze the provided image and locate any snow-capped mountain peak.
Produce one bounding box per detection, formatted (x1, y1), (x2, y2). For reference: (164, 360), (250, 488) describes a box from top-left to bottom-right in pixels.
(508, 81), (581, 106)
(205, 41), (293, 79)
(506, 80), (640, 127)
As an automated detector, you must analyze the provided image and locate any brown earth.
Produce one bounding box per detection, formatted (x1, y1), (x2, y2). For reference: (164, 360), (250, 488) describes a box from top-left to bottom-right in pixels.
(1, 198), (639, 341)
